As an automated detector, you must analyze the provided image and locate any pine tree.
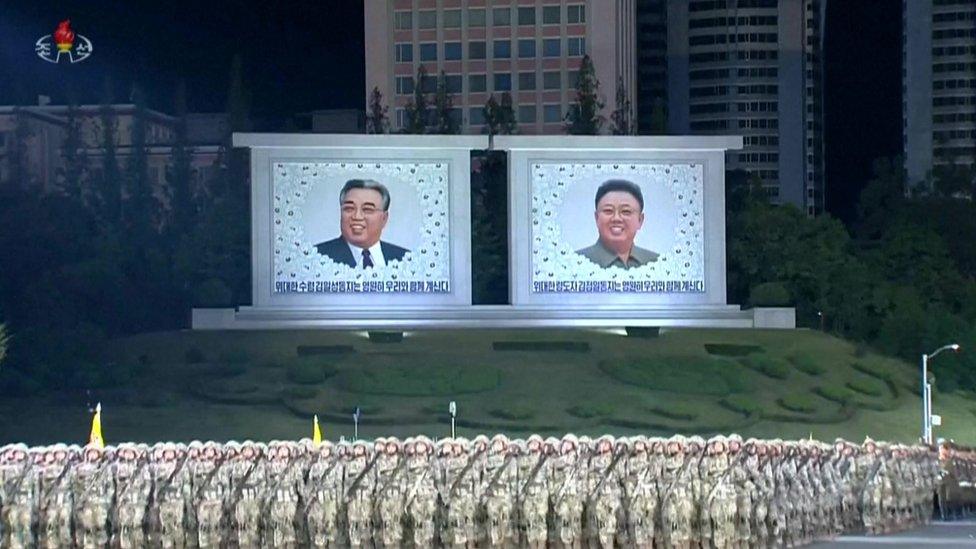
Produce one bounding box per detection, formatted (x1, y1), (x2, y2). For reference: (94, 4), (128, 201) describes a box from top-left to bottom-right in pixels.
(58, 95), (89, 204)
(402, 66), (431, 134)
(497, 92), (518, 135)
(610, 76), (634, 135)
(95, 78), (122, 226)
(482, 94), (501, 138)
(167, 81), (195, 232)
(226, 55), (252, 135)
(433, 71), (459, 134)
(123, 84), (158, 238)
(365, 86), (390, 134)
(649, 97), (667, 135)
(564, 55), (605, 135)
(7, 107), (33, 190)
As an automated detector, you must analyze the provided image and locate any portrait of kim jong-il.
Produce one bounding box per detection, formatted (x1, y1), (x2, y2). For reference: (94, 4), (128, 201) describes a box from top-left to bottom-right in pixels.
(576, 179), (659, 270)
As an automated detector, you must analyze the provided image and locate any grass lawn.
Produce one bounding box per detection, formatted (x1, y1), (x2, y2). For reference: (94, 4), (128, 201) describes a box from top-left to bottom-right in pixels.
(1, 327), (974, 446)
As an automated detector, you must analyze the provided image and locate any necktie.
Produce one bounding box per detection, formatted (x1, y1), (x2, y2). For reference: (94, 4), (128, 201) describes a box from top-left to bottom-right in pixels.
(362, 249), (374, 269)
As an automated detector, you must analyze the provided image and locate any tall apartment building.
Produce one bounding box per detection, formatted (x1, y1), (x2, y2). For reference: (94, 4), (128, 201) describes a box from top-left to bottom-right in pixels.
(636, 0), (668, 134)
(365, 0), (636, 134)
(903, 0), (976, 187)
(663, 0), (826, 214)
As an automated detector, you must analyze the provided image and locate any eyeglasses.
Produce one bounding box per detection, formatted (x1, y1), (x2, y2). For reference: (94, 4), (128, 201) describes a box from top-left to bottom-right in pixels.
(598, 206), (639, 219)
(342, 204), (383, 216)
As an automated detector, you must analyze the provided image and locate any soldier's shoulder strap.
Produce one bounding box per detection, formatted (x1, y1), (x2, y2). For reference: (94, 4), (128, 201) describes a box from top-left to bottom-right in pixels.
(448, 449), (488, 500)
(484, 454), (515, 496)
(376, 457), (408, 498)
(404, 467), (431, 508)
(344, 453), (380, 502)
(40, 464), (72, 508)
(518, 454), (549, 500)
(584, 451), (626, 507)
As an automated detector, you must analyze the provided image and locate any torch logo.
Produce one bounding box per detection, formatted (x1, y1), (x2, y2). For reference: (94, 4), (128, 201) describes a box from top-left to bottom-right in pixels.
(36, 20), (93, 64)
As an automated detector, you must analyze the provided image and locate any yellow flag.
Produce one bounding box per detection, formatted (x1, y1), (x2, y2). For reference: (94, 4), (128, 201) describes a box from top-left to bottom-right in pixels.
(89, 402), (104, 448)
(312, 414), (322, 445)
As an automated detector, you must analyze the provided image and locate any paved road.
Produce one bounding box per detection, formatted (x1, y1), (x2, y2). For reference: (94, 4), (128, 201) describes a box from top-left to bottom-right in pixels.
(811, 521), (976, 547)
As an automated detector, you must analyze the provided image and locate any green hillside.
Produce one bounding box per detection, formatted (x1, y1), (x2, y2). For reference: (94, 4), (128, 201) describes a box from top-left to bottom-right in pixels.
(1, 328), (974, 446)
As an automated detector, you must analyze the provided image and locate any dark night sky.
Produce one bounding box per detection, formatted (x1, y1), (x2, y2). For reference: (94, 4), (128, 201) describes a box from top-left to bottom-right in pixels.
(1, 1), (900, 222)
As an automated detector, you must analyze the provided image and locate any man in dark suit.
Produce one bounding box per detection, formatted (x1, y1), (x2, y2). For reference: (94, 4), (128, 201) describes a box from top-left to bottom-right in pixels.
(315, 179), (409, 268)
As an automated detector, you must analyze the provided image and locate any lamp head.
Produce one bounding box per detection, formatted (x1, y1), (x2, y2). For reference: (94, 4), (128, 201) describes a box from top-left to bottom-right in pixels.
(950, 344), (960, 352)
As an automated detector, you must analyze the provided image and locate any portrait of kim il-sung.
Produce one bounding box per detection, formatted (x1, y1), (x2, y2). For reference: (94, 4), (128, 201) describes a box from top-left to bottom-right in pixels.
(314, 179), (410, 269)
(576, 179), (659, 270)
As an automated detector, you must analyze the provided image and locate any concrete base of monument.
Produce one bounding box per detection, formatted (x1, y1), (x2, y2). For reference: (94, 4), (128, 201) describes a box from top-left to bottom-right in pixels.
(192, 305), (796, 330)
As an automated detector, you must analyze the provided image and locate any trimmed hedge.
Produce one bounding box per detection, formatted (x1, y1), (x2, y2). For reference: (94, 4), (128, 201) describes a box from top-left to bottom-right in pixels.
(704, 343), (763, 357)
(283, 386), (318, 399)
(788, 354), (826, 376)
(286, 358), (337, 385)
(815, 385), (855, 404)
(847, 377), (885, 397)
(218, 349), (250, 365)
(340, 363), (500, 396)
(647, 404), (700, 421)
(492, 341), (590, 353)
(740, 356), (791, 380)
(567, 402), (615, 419)
(778, 393), (820, 414)
(719, 395), (763, 417)
(184, 347), (206, 364)
(599, 356), (749, 396)
(489, 405), (536, 421)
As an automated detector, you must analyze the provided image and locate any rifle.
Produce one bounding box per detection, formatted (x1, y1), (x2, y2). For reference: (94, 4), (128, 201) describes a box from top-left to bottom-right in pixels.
(446, 447), (488, 501)
(483, 454), (515, 498)
(302, 458), (341, 514)
(39, 462), (73, 510)
(518, 453), (550, 501)
(343, 453), (380, 504)
(583, 449), (626, 509)
(192, 456), (227, 502)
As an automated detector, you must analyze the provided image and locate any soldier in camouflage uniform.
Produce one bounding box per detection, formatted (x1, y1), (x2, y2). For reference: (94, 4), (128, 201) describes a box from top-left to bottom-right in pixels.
(647, 438), (668, 549)
(405, 436), (438, 547)
(481, 434), (517, 547)
(113, 442), (153, 548)
(263, 441), (305, 547)
(304, 439), (343, 548)
(73, 444), (115, 549)
(517, 435), (549, 548)
(700, 436), (736, 549)
(623, 436), (657, 549)
(342, 439), (376, 547)
(228, 440), (266, 548)
(1, 443), (36, 549)
(764, 439), (787, 548)
(373, 437), (407, 548)
(548, 434), (584, 548)
(189, 441), (226, 548)
(660, 436), (695, 549)
(437, 437), (479, 547)
(859, 439), (885, 535)
(35, 444), (76, 549)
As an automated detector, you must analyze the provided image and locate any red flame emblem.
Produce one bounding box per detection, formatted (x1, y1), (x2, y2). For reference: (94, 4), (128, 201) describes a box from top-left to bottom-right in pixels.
(54, 20), (75, 52)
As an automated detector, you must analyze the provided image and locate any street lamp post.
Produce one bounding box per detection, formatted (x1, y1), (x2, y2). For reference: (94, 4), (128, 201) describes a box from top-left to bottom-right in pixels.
(922, 343), (960, 444)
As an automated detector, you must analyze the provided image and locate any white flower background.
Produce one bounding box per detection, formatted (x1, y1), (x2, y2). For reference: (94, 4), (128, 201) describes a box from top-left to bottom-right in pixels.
(531, 161), (706, 289)
(273, 161), (451, 289)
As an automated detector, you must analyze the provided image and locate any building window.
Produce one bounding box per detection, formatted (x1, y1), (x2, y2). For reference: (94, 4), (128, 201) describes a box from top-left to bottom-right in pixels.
(519, 72), (537, 90)
(567, 37), (585, 56)
(395, 76), (414, 95)
(470, 107), (486, 126)
(421, 75), (437, 93)
(418, 10), (437, 29)
(469, 74), (487, 92)
(543, 38), (561, 57)
(394, 11), (412, 30)
(395, 43), (413, 62)
(493, 40), (511, 58)
(420, 43), (437, 61)
(567, 5), (585, 24)
(543, 71), (561, 90)
(568, 70), (580, 87)
(396, 109), (406, 129)
(444, 74), (463, 93)
(468, 8), (486, 27)
(543, 6), (561, 25)
(443, 9), (462, 28)
(469, 41), (486, 59)
(544, 104), (563, 123)
(494, 73), (512, 91)
(519, 105), (537, 123)
(493, 7), (511, 26)
(518, 39), (536, 58)
(518, 7), (536, 25)
(445, 42), (462, 60)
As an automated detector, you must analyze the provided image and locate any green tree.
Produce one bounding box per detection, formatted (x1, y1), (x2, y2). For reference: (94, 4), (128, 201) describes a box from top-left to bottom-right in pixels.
(856, 157), (907, 240)
(0, 323), (7, 367)
(94, 78), (122, 227)
(122, 85), (159, 240)
(648, 96), (667, 135)
(497, 92), (517, 135)
(166, 80), (196, 233)
(610, 76), (634, 135)
(482, 94), (501, 138)
(365, 86), (389, 134)
(565, 55), (605, 135)
(57, 96), (89, 204)
(6, 107), (33, 190)
(433, 71), (459, 134)
(402, 66), (431, 134)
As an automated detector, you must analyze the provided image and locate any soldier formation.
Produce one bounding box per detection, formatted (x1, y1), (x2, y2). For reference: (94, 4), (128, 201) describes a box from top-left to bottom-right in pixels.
(0, 434), (971, 548)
